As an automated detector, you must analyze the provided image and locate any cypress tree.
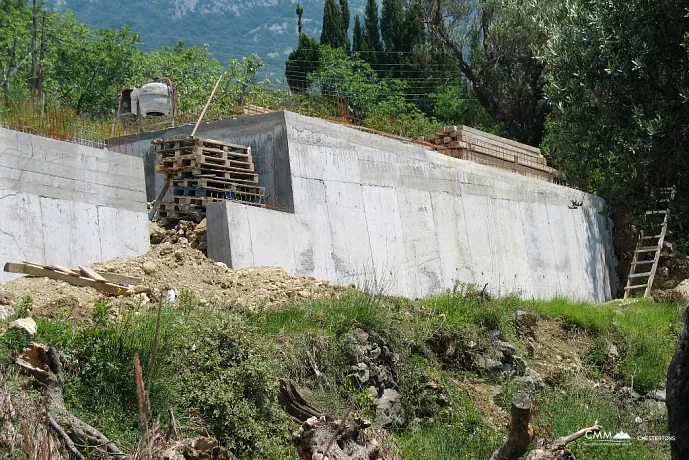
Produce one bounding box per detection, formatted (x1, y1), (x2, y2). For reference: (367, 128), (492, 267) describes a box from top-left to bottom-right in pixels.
(381, 0), (404, 76)
(296, 2), (304, 35)
(402, 0), (425, 53)
(320, 0), (345, 48)
(339, 0), (350, 52)
(362, 0), (382, 65)
(352, 14), (363, 53)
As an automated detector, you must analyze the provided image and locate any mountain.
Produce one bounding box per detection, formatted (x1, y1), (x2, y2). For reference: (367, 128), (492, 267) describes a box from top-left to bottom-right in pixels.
(53, 0), (367, 82)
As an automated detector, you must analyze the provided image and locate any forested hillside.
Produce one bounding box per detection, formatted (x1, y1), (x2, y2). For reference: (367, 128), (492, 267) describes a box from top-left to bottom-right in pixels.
(53, 0), (366, 79)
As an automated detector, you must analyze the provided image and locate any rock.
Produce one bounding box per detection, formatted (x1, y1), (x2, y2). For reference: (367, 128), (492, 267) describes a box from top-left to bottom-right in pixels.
(606, 341), (620, 360)
(348, 363), (370, 385)
(646, 389), (666, 402)
(148, 222), (167, 244)
(174, 249), (185, 262)
(515, 310), (538, 332)
(619, 386), (642, 401)
(475, 356), (504, 373)
(496, 341), (516, 360)
(158, 242), (174, 256)
(353, 328), (369, 344)
(635, 416), (643, 424)
(9, 317), (37, 337)
(0, 286), (9, 306)
(0, 305), (12, 321)
(215, 262), (228, 270)
(178, 237), (189, 245)
(375, 389), (406, 427)
(142, 261), (158, 275)
(643, 399), (667, 417)
(672, 279), (689, 300)
(501, 363), (514, 374)
(513, 356), (527, 376)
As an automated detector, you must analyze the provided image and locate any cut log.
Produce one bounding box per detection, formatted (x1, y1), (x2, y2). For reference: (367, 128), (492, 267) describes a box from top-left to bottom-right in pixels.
(668, 303), (689, 460)
(278, 378), (324, 423)
(491, 392), (534, 460)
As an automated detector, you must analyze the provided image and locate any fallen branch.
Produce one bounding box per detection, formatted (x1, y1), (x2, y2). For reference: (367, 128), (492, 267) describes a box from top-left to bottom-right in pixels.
(16, 342), (125, 458)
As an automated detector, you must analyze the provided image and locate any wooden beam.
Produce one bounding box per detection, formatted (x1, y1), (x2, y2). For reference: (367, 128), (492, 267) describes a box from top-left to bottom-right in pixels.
(4, 262), (130, 296)
(78, 266), (107, 282)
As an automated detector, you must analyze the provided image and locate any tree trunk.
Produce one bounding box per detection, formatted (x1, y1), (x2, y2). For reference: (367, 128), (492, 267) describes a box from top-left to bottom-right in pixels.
(667, 304), (689, 459)
(16, 343), (125, 459)
(491, 392), (534, 460)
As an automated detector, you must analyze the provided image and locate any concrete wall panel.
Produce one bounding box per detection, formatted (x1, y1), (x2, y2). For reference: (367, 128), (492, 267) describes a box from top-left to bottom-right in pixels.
(202, 112), (615, 303)
(0, 129), (150, 284)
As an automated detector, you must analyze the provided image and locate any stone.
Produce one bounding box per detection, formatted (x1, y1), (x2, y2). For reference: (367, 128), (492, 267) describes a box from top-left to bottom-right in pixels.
(158, 242), (174, 256)
(475, 356), (504, 373)
(606, 341), (619, 360)
(148, 222), (167, 244)
(646, 389), (666, 402)
(375, 389), (406, 427)
(348, 363), (370, 385)
(142, 261), (158, 275)
(353, 328), (369, 344)
(635, 416), (643, 424)
(515, 310), (538, 331)
(0, 305), (12, 321)
(9, 317), (37, 337)
(215, 262), (228, 270)
(643, 399), (667, 417)
(619, 386), (642, 401)
(496, 341), (516, 359)
(178, 237), (189, 245)
(174, 249), (185, 262)
(513, 356), (527, 376)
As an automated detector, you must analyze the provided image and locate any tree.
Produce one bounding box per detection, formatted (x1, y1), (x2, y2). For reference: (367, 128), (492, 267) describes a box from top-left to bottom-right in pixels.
(286, 33), (320, 92)
(296, 2), (304, 35)
(352, 15), (363, 53)
(320, 0), (345, 49)
(537, 0), (689, 224)
(361, 0), (383, 65)
(0, 0), (31, 102)
(339, 0), (351, 52)
(49, 17), (142, 118)
(423, 0), (550, 145)
(136, 40), (223, 114)
(227, 53), (266, 106)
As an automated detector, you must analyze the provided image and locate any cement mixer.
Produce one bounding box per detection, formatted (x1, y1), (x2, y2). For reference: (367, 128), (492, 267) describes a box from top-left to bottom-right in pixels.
(118, 78), (177, 128)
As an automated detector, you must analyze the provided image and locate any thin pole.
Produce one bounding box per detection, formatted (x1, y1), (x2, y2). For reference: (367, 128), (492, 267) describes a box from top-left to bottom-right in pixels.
(191, 73), (224, 137)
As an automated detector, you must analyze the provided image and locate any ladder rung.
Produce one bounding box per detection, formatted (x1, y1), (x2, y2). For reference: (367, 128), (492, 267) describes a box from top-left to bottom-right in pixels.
(642, 234), (663, 240)
(636, 247), (659, 253)
(632, 260), (654, 265)
(625, 284), (649, 290)
(646, 210), (667, 215)
(628, 272), (652, 278)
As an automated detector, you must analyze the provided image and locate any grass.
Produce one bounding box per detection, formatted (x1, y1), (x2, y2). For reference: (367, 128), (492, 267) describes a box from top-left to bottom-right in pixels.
(0, 287), (682, 459)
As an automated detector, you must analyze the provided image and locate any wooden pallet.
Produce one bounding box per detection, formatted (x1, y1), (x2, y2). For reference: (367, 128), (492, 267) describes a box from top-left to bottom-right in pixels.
(153, 136), (251, 158)
(171, 178), (263, 194)
(624, 188), (676, 298)
(3, 262), (141, 295)
(157, 154), (255, 173)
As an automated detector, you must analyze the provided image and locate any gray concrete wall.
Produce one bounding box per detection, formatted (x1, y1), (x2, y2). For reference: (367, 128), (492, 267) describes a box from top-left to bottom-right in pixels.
(0, 128), (150, 283)
(208, 112), (617, 303)
(110, 112), (293, 210)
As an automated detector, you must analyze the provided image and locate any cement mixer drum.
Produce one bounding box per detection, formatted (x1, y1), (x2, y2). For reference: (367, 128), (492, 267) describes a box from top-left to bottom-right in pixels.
(137, 81), (174, 117)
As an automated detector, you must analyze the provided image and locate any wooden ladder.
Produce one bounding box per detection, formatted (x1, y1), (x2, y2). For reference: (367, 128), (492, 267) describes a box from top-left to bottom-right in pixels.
(624, 188), (676, 298)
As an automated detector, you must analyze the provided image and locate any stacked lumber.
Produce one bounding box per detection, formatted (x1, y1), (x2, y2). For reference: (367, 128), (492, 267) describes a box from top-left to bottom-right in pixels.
(418, 126), (559, 182)
(155, 136), (265, 222)
(235, 104), (273, 117)
(4, 262), (141, 295)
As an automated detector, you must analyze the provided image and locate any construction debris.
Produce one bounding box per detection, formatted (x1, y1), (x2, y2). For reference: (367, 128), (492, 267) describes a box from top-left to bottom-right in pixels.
(3, 262), (140, 296)
(234, 103), (273, 117)
(418, 126), (559, 182)
(155, 136), (265, 222)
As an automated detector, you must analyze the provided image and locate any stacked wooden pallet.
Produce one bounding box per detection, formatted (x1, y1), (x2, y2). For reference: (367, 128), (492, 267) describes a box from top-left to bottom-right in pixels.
(154, 136), (265, 222)
(235, 104), (273, 117)
(418, 126), (559, 182)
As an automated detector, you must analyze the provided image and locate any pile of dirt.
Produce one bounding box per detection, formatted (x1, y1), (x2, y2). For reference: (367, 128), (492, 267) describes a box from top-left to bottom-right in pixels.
(2, 222), (344, 322)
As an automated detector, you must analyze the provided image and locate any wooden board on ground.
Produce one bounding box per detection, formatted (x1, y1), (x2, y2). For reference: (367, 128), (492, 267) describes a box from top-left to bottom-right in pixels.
(4, 262), (135, 296)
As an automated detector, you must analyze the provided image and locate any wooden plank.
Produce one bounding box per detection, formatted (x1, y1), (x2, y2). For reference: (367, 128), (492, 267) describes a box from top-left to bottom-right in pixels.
(79, 266), (107, 282)
(48, 264), (79, 276)
(4, 262), (129, 296)
(96, 271), (142, 286)
(447, 141), (554, 172)
(457, 125), (543, 155)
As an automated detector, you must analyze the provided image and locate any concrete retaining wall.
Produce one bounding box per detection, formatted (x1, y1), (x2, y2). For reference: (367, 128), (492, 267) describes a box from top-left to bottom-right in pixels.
(109, 112), (293, 209)
(207, 112), (616, 303)
(0, 128), (150, 283)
